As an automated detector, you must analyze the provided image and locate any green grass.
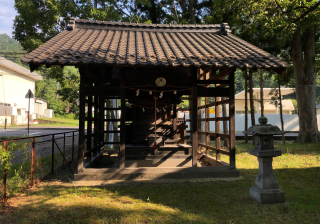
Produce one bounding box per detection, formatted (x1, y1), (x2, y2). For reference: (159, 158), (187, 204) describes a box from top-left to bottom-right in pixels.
(14, 117), (81, 127)
(36, 117), (79, 125)
(2, 141), (320, 223)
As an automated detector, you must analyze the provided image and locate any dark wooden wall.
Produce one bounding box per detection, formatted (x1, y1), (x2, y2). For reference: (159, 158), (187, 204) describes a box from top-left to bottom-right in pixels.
(77, 65), (236, 172)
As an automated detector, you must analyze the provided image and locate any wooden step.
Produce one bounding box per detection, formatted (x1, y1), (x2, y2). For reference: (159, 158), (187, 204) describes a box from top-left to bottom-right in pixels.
(74, 167), (240, 181)
(135, 121), (172, 126)
(164, 138), (181, 144)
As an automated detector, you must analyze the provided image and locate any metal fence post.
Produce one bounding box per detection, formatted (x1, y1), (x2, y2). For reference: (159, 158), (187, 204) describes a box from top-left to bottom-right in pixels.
(63, 133), (66, 167)
(3, 141), (7, 203)
(72, 131), (74, 163)
(52, 135), (54, 174)
(31, 137), (35, 186)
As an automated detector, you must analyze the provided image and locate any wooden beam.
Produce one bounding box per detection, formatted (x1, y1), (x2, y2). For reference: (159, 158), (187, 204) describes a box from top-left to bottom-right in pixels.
(198, 117), (229, 121)
(93, 94), (99, 158)
(197, 144), (230, 156)
(210, 68), (232, 80)
(104, 130), (120, 133)
(119, 71), (126, 169)
(229, 71), (236, 168)
(205, 97), (210, 155)
(173, 105), (177, 139)
(77, 70), (86, 172)
(215, 96), (221, 161)
(198, 132), (229, 138)
(99, 94), (104, 155)
(197, 97), (202, 154)
(87, 94), (93, 162)
(104, 96), (120, 99)
(198, 99), (230, 109)
(191, 69), (198, 167)
(196, 80), (230, 85)
(104, 108), (121, 110)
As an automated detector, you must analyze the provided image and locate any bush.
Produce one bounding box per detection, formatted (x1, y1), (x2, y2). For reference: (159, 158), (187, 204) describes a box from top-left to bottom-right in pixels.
(54, 113), (78, 120)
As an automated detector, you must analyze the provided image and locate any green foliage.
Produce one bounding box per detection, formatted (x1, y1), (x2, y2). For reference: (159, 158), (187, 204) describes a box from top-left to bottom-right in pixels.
(290, 99), (298, 114)
(35, 66), (80, 115)
(0, 139), (28, 170)
(0, 138), (31, 197)
(0, 33), (26, 67)
(53, 113), (79, 120)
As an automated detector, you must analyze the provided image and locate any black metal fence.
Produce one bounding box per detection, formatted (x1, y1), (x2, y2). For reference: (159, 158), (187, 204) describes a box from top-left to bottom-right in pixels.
(0, 130), (79, 202)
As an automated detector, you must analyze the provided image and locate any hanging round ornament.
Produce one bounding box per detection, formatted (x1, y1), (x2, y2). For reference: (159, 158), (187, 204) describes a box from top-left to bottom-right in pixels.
(155, 77), (166, 87)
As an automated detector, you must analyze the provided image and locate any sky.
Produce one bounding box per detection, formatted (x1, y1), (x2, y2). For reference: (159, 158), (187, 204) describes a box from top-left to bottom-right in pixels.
(0, 0), (17, 37)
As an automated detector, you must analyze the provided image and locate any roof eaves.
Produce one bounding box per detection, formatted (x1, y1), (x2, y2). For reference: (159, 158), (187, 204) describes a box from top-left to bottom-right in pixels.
(0, 56), (42, 80)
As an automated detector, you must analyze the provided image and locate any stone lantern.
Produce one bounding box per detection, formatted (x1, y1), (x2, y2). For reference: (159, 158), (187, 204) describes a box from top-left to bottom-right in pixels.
(244, 116), (285, 204)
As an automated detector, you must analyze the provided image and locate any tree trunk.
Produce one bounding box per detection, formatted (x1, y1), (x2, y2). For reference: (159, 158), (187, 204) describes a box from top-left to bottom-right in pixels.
(260, 69), (264, 116)
(249, 69), (255, 126)
(221, 97), (229, 147)
(278, 75), (285, 144)
(188, 0), (195, 23)
(292, 26), (319, 143)
(244, 70), (248, 143)
(172, 0), (179, 22)
(260, 43), (264, 117)
(249, 69), (255, 145)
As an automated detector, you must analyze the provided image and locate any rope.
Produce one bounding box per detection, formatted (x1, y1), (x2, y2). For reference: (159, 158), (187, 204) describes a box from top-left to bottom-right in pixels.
(121, 86), (194, 92)
(130, 103), (168, 110)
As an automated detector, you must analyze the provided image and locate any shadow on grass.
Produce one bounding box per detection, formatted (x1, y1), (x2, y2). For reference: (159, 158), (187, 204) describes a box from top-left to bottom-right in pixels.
(2, 167), (320, 224)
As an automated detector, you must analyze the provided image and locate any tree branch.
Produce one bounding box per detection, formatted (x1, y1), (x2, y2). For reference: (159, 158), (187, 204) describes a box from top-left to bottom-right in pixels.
(70, 0), (76, 6)
(112, 3), (130, 17)
(293, 1), (320, 23)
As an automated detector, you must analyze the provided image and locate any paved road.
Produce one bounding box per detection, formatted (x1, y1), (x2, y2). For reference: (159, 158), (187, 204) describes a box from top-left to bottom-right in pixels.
(0, 128), (78, 138)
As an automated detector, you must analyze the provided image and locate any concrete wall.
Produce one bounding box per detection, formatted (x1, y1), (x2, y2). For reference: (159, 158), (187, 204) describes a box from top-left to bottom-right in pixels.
(178, 111), (320, 132)
(0, 65), (36, 124)
(235, 99), (293, 114)
(34, 99), (48, 116)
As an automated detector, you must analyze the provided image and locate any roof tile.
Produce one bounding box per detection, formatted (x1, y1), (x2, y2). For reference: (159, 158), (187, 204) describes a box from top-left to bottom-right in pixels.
(22, 19), (291, 69)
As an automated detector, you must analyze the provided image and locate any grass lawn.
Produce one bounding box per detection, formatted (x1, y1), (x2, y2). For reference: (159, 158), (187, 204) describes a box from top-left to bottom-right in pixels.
(32, 117), (79, 126)
(1, 141), (320, 223)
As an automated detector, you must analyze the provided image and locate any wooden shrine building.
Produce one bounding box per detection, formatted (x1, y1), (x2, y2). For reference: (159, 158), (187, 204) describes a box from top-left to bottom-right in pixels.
(22, 18), (290, 180)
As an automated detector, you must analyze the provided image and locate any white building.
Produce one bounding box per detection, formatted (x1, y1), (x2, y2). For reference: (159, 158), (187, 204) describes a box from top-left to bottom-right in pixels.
(235, 88), (295, 114)
(0, 56), (42, 125)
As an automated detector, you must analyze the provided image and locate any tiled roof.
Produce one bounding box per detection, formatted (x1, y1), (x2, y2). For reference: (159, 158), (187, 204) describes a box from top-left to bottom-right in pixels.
(21, 18), (290, 69)
(0, 56), (42, 80)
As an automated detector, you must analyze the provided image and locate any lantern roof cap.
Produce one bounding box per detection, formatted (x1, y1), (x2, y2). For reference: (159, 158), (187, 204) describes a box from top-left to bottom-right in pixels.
(244, 116), (285, 136)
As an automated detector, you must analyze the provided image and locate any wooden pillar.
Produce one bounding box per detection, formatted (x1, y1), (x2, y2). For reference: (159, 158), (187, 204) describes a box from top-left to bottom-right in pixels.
(229, 71), (236, 168)
(215, 96), (221, 161)
(87, 94), (93, 162)
(77, 69), (86, 172)
(191, 69), (198, 167)
(166, 106), (171, 121)
(173, 104), (177, 139)
(93, 94), (99, 158)
(205, 97), (210, 155)
(99, 94), (104, 153)
(119, 71), (126, 169)
(197, 97), (202, 153)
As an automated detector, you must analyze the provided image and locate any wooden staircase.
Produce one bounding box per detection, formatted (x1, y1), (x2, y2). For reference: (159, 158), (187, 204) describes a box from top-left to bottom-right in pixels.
(132, 120), (174, 146)
(126, 119), (191, 167)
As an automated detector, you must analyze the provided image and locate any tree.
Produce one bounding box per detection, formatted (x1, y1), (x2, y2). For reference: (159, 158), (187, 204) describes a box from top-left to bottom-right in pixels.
(238, 1), (320, 142)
